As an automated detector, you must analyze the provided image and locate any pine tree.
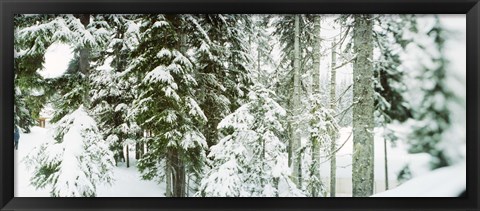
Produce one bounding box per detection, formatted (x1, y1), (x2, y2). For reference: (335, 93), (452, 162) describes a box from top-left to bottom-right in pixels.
(406, 17), (464, 169)
(18, 14), (115, 197)
(192, 14), (252, 150)
(14, 15), (57, 132)
(373, 15), (416, 190)
(132, 15), (208, 197)
(24, 106), (115, 197)
(90, 15), (142, 167)
(200, 87), (302, 197)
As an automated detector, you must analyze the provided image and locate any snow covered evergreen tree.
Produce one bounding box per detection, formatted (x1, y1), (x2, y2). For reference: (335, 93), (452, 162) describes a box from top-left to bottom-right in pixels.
(90, 15), (142, 167)
(373, 15), (416, 189)
(405, 17), (465, 169)
(14, 15), (57, 132)
(131, 14), (208, 197)
(24, 106), (115, 197)
(200, 87), (302, 197)
(192, 14), (252, 148)
(18, 14), (115, 197)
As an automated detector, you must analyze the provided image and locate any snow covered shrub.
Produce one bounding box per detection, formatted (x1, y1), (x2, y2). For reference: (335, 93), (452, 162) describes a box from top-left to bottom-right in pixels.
(199, 87), (303, 197)
(24, 106), (115, 197)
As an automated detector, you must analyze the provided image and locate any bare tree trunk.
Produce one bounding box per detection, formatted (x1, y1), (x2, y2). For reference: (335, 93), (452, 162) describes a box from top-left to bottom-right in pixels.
(311, 15), (322, 197)
(352, 14), (375, 197)
(329, 39), (338, 197)
(126, 144), (130, 168)
(384, 139), (389, 190)
(291, 14), (302, 187)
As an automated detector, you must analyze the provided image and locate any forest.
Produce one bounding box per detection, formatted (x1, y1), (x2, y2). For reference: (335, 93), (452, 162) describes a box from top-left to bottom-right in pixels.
(14, 14), (466, 197)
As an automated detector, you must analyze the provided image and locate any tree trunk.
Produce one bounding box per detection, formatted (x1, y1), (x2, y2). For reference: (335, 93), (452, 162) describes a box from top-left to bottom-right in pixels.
(384, 139), (389, 190)
(311, 15), (321, 197)
(352, 14), (375, 197)
(172, 148), (186, 197)
(166, 24), (188, 197)
(75, 14), (91, 109)
(312, 16), (321, 95)
(291, 14), (302, 187)
(135, 142), (142, 160)
(165, 151), (172, 197)
(125, 144), (130, 168)
(330, 39), (337, 197)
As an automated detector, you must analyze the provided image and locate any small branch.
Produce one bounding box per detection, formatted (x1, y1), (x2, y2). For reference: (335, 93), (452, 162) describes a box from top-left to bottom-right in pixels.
(335, 84), (353, 104)
(334, 101), (355, 118)
(333, 58), (355, 70)
(320, 132), (353, 164)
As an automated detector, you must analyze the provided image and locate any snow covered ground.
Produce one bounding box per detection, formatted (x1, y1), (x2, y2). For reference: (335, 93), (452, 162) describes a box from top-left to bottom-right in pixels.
(372, 161), (466, 197)
(15, 126), (441, 197)
(14, 126), (166, 197)
(316, 127), (433, 196)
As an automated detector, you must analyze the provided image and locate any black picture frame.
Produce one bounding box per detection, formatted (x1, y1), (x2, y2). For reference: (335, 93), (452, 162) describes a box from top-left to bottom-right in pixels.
(1, 0), (478, 210)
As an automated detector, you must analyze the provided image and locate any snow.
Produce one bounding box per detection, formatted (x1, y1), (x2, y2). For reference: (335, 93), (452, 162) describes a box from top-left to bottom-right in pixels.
(38, 43), (73, 79)
(316, 126), (433, 196)
(15, 126), (166, 197)
(372, 161), (465, 197)
(144, 65), (173, 84)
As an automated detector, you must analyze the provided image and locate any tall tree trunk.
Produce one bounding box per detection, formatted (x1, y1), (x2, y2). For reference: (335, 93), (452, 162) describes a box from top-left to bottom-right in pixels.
(329, 39), (337, 197)
(291, 14), (302, 187)
(166, 151), (172, 197)
(172, 148), (186, 197)
(76, 14), (91, 109)
(311, 15), (321, 197)
(384, 139), (389, 190)
(312, 16), (321, 95)
(352, 14), (375, 197)
(169, 26), (188, 197)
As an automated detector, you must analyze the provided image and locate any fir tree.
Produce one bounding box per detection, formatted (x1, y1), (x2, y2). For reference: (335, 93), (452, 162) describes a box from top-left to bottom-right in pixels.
(24, 106), (115, 197)
(200, 87), (302, 197)
(132, 14), (208, 197)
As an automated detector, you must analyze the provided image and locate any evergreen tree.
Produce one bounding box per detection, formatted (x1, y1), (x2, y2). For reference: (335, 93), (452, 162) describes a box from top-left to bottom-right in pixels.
(373, 15), (416, 189)
(192, 14), (252, 149)
(406, 17), (464, 169)
(18, 14), (115, 197)
(90, 14), (142, 167)
(24, 106), (115, 197)
(132, 15), (208, 197)
(14, 14), (57, 132)
(200, 87), (302, 197)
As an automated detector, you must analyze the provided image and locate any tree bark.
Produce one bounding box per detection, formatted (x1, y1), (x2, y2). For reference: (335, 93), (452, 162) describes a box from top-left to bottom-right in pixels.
(312, 16), (321, 95)
(384, 139), (389, 190)
(75, 14), (91, 109)
(166, 24), (188, 197)
(165, 151), (172, 197)
(352, 14), (375, 197)
(330, 39), (337, 197)
(291, 14), (302, 187)
(126, 144), (130, 168)
(311, 15), (321, 197)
